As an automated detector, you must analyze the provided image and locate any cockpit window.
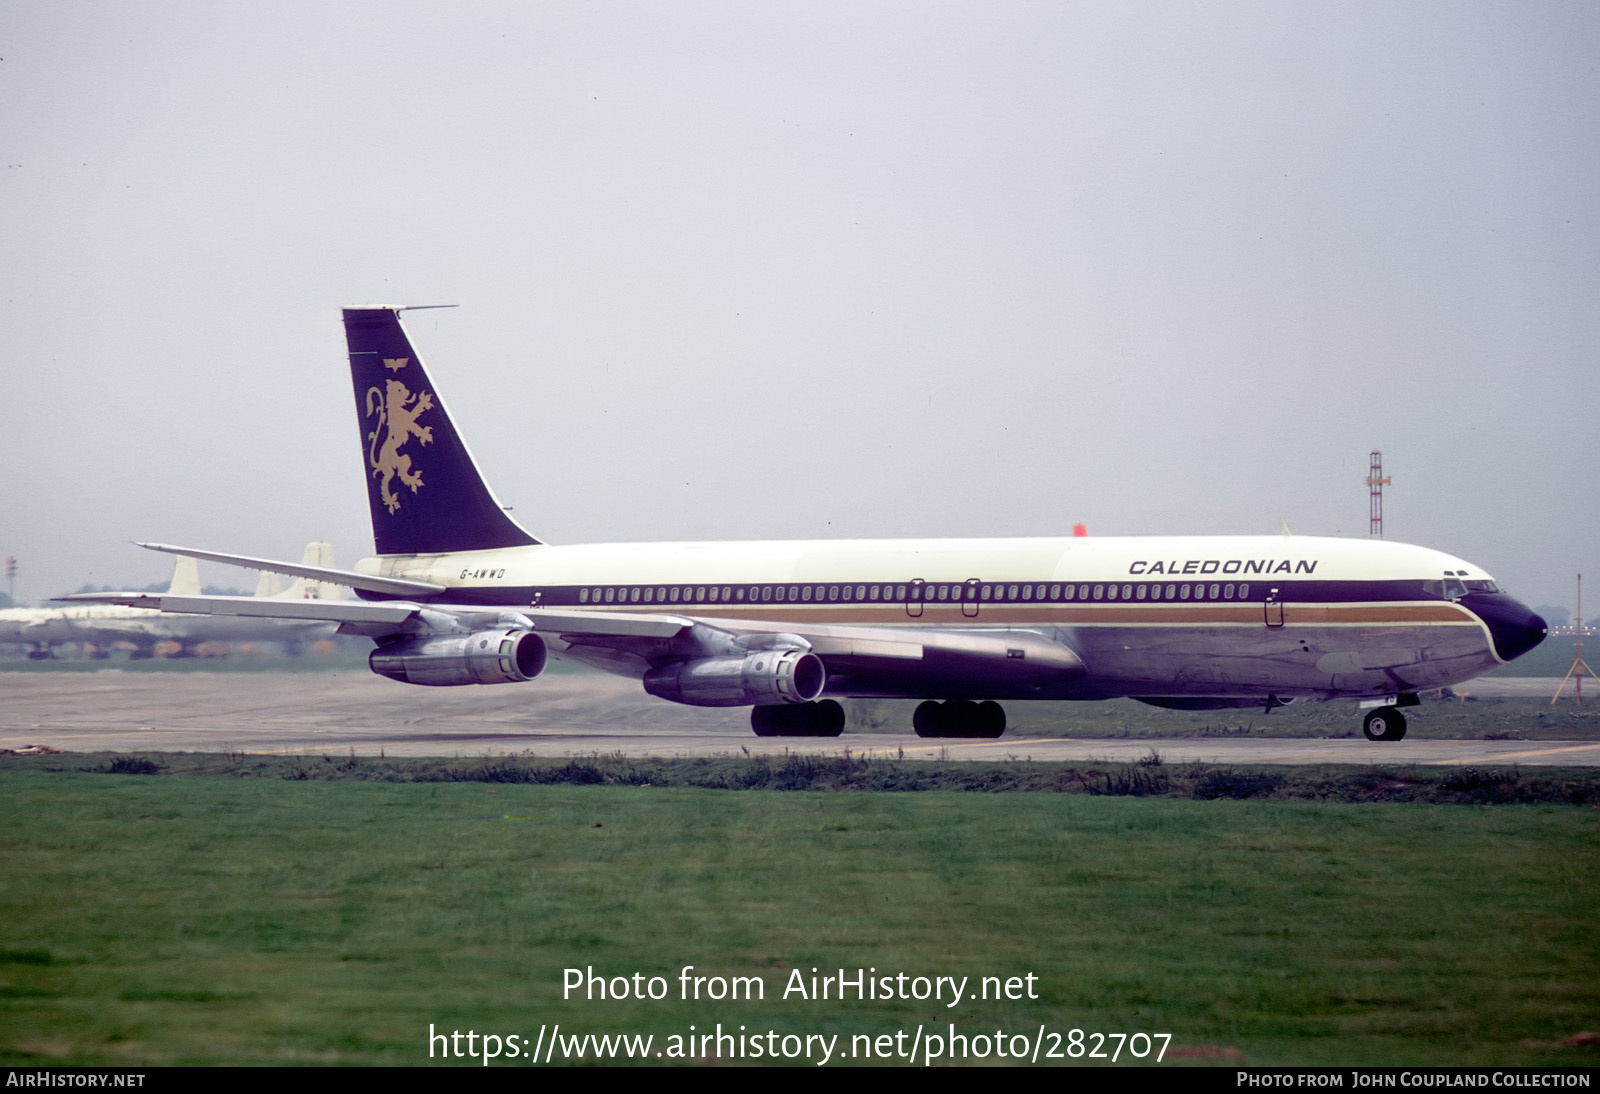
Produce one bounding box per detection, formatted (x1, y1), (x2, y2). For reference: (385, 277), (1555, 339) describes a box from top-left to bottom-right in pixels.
(1463, 579), (1499, 593)
(1442, 574), (1468, 599)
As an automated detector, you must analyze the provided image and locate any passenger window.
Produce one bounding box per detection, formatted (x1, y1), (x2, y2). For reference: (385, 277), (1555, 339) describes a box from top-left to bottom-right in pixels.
(1022, 585), (1033, 601)
(1093, 585), (1104, 600)
(579, 589), (589, 603)
(1137, 585), (1146, 600)
(1239, 584), (1249, 599)
(1107, 585), (1118, 600)
(1209, 584), (1219, 599)
(802, 586), (812, 602)
(1007, 584), (1018, 600)
(869, 585), (880, 601)
(1064, 585), (1075, 600)
(604, 588), (615, 603)
(981, 585), (992, 601)
(1224, 584), (1234, 599)
(1050, 584), (1061, 600)
(1180, 585), (1190, 599)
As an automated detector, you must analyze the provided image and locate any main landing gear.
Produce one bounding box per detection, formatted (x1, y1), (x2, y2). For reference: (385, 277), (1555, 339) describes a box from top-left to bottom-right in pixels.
(751, 699), (846, 737)
(1362, 708), (1407, 742)
(913, 699), (1006, 739)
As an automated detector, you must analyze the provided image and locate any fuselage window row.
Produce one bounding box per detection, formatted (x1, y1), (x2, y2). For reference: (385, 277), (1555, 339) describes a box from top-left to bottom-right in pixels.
(575, 582), (1253, 606)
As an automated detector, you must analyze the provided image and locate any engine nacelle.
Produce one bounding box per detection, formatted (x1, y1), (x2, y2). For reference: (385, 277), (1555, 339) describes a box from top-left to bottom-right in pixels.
(370, 628), (547, 686)
(642, 649), (825, 707)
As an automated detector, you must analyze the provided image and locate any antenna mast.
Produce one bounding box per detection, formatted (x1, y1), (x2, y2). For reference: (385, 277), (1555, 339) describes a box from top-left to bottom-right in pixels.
(1553, 573), (1592, 705)
(1364, 450), (1390, 538)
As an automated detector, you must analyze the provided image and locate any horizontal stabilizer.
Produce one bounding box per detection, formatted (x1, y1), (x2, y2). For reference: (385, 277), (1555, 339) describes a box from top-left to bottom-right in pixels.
(135, 542), (444, 596)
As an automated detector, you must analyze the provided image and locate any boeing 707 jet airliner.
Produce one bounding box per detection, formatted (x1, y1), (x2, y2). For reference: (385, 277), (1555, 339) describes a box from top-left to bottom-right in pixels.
(64, 307), (1547, 741)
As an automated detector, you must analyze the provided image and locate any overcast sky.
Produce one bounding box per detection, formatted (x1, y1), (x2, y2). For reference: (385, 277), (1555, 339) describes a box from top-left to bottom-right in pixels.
(3, 1), (1595, 612)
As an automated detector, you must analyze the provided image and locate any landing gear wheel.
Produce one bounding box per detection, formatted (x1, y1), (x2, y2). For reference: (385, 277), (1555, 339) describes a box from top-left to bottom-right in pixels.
(912, 699), (1008, 738)
(944, 699), (978, 733)
(752, 705), (782, 737)
(810, 699), (846, 737)
(974, 700), (1006, 739)
(751, 699), (846, 737)
(1362, 708), (1407, 742)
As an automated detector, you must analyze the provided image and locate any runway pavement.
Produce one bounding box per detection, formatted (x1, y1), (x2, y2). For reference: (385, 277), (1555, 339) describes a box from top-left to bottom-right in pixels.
(2, 670), (1595, 767)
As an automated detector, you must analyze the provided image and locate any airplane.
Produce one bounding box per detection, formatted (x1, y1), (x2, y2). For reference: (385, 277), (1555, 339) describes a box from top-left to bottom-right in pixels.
(10, 545), (338, 659)
(59, 306), (1548, 742)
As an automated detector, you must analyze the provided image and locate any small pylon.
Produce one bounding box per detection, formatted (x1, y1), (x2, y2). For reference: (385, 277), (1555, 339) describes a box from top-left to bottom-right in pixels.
(1552, 573), (1591, 705)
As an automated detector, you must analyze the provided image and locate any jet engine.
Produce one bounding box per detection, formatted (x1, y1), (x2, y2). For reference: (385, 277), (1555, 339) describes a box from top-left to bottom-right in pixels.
(642, 649), (825, 707)
(369, 628), (547, 686)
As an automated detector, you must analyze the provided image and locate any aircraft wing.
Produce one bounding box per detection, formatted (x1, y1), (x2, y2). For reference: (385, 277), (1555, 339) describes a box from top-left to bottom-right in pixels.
(54, 588), (1083, 681)
(85, 543), (1081, 677)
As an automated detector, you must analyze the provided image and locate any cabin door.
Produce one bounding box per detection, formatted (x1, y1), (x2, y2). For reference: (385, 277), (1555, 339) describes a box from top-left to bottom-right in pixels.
(906, 578), (925, 618)
(1264, 587), (1285, 628)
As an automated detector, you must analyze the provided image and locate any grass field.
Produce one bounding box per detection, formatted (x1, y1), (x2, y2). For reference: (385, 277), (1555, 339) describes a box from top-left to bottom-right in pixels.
(2, 763), (1596, 1067)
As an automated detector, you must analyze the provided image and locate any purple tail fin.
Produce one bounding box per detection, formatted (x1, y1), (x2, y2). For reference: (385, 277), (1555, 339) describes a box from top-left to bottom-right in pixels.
(342, 307), (540, 556)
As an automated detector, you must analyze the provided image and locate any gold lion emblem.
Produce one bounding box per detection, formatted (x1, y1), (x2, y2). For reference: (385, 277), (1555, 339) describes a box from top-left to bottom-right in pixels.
(365, 363), (434, 514)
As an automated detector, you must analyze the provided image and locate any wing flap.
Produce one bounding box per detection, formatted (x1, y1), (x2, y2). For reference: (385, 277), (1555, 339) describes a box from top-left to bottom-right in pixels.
(52, 593), (693, 641)
(55, 592), (423, 625)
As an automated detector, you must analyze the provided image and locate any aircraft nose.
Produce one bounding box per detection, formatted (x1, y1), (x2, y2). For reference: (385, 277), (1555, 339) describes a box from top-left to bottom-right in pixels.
(1469, 595), (1547, 663)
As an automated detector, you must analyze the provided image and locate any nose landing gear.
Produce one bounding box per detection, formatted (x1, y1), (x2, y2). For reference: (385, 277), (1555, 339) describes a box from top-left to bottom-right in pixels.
(1362, 707), (1408, 742)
